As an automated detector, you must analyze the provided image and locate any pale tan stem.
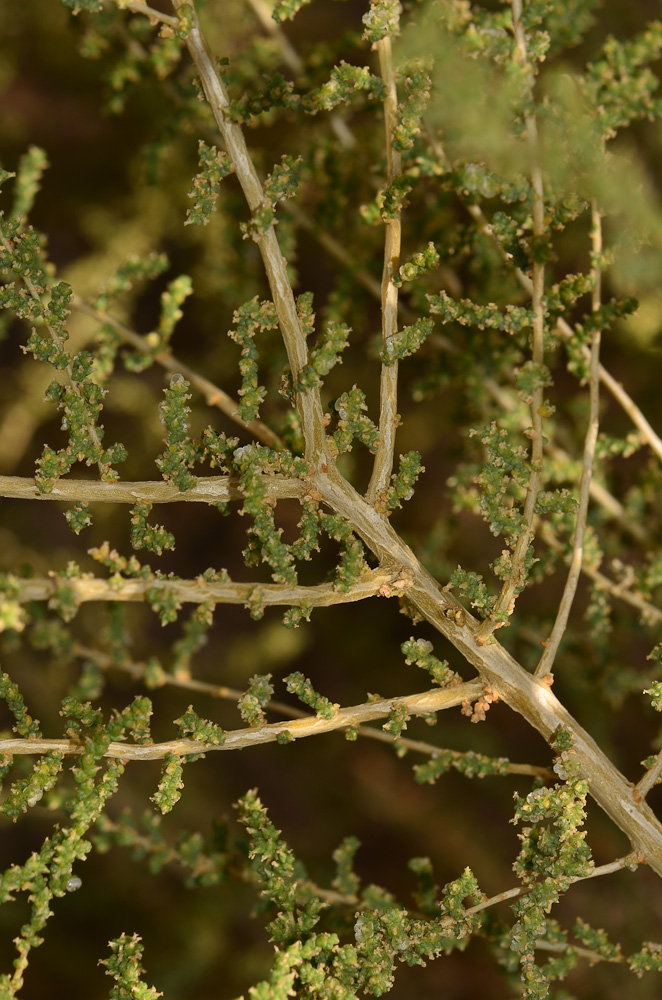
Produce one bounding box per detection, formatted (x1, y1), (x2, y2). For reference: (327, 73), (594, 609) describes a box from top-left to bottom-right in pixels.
(476, 6), (545, 641)
(71, 296), (281, 449)
(170, 0), (327, 468)
(367, 35), (402, 503)
(12, 566), (395, 609)
(0, 681), (483, 760)
(0, 473), (303, 504)
(535, 204), (603, 678)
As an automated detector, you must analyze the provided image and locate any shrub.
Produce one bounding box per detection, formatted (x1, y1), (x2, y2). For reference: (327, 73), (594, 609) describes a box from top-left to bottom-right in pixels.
(1, 1), (662, 997)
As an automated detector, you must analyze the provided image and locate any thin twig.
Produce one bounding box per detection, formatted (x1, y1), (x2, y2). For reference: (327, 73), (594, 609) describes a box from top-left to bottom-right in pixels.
(71, 296), (281, 449)
(535, 203), (603, 678)
(0, 681), (484, 759)
(636, 753), (662, 800)
(170, 0), (328, 468)
(476, 4), (546, 641)
(465, 853), (640, 918)
(366, 34), (402, 503)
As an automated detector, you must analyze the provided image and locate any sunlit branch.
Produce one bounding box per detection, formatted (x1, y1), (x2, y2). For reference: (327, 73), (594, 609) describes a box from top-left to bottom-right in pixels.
(12, 566), (396, 609)
(72, 641), (550, 778)
(0, 681), (484, 760)
(0, 473), (303, 505)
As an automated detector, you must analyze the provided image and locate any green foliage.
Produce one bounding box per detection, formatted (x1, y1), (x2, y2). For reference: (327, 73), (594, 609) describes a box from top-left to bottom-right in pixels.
(381, 318), (433, 365)
(155, 375), (197, 492)
(331, 387), (380, 455)
(11, 146), (49, 220)
(238, 674), (275, 727)
(174, 706), (225, 747)
(0, 671), (42, 738)
(228, 298), (279, 422)
(130, 501), (175, 555)
(378, 451), (425, 513)
(283, 672), (338, 719)
(151, 753), (185, 815)
(186, 141), (233, 227)
(100, 932), (163, 1000)
(295, 320), (350, 392)
(401, 638), (462, 688)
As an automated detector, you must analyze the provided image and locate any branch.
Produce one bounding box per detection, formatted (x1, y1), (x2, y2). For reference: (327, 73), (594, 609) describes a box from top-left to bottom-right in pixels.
(0, 681), (484, 759)
(170, 0), (328, 468)
(535, 202), (603, 678)
(11, 566), (395, 609)
(0, 473), (303, 505)
(71, 296), (281, 449)
(70, 641), (549, 778)
(636, 755), (662, 800)
(366, 33), (402, 503)
(315, 470), (662, 878)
